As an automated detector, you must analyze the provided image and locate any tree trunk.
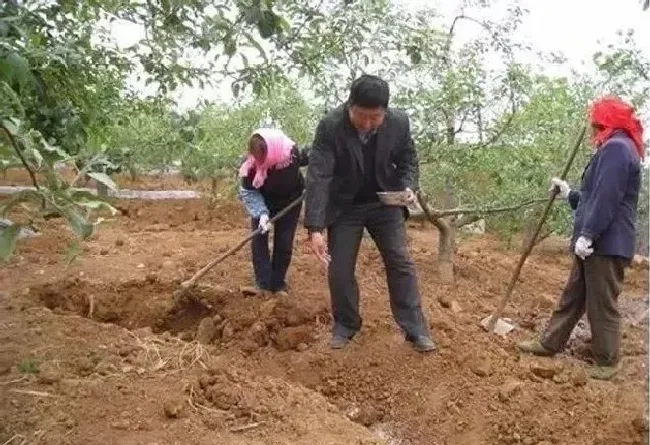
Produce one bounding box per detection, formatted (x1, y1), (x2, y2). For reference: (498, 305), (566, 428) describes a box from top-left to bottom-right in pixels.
(445, 114), (456, 146)
(437, 218), (456, 284)
(208, 177), (218, 209)
(436, 179), (458, 284)
(129, 165), (138, 182)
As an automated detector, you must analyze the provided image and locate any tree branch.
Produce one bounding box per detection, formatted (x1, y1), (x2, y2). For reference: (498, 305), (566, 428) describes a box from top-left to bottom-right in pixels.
(454, 109), (471, 135)
(0, 126), (40, 192)
(454, 214), (480, 228)
(470, 73), (518, 149)
(416, 191), (448, 232)
(419, 195), (547, 219)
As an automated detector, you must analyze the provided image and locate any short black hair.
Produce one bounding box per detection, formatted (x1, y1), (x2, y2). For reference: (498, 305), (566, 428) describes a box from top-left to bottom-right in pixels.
(347, 74), (390, 109)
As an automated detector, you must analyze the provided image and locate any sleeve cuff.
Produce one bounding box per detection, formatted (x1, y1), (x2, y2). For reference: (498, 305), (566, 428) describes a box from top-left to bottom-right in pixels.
(579, 230), (595, 241)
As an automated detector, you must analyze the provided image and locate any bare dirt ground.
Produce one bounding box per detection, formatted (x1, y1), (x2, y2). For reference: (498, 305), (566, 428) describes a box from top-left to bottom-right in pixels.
(1, 170), (648, 445)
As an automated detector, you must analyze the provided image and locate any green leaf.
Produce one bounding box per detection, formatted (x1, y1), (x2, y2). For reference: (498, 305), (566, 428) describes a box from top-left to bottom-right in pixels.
(77, 200), (117, 215)
(0, 52), (34, 92)
(65, 240), (82, 266)
(25, 146), (44, 168)
(87, 172), (117, 191)
(64, 208), (94, 240)
(2, 118), (20, 135)
(224, 38), (237, 57)
(0, 223), (20, 260)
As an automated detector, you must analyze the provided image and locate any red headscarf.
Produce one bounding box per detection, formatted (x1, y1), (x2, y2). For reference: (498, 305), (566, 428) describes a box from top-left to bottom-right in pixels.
(589, 96), (645, 160)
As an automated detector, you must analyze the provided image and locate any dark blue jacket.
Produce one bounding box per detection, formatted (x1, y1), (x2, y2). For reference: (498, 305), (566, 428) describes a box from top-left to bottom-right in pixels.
(568, 131), (641, 259)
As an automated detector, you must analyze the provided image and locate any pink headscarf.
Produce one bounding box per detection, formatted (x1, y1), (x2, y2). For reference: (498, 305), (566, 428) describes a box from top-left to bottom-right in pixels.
(238, 128), (295, 188)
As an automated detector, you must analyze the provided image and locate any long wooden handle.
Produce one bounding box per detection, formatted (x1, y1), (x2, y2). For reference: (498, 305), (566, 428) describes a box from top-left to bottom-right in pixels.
(486, 125), (587, 332)
(180, 192), (306, 289)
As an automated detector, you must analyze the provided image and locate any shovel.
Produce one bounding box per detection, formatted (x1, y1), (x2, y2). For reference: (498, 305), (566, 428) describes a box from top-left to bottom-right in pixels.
(178, 192), (305, 291)
(483, 125), (587, 334)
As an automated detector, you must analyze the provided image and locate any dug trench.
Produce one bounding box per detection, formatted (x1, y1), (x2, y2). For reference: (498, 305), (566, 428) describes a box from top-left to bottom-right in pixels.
(27, 277), (331, 353)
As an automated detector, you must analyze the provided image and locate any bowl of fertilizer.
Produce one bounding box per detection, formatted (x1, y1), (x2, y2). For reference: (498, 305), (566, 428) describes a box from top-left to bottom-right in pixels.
(377, 191), (411, 206)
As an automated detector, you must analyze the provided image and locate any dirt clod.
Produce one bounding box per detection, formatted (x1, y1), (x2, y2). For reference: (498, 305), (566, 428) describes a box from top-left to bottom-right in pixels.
(75, 357), (96, 377)
(437, 294), (452, 308)
(221, 322), (235, 342)
(195, 317), (216, 345)
(259, 299), (278, 319)
(571, 368), (588, 387)
(163, 400), (183, 419)
(632, 416), (649, 433)
(530, 361), (562, 379)
(110, 419), (131, 430)
(37, 362), (62, 384)
(349, 405), (383, 427)
(498, 381), (523, 403)
(274, 326), (312, 352)
(470, 358), (491, 377)
(249, 321), (269, 347)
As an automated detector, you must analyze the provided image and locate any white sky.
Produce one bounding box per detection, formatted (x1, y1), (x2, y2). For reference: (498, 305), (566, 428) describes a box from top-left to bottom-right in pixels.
(111, 0), (650, 116)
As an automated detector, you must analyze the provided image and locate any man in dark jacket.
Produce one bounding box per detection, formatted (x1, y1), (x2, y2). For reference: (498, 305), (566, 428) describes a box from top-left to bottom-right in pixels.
(517, 96), (644, 380)
(304, 74), (436, 352)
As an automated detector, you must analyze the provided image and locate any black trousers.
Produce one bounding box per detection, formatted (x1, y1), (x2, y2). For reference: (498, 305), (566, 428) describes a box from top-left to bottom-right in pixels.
(327, 202), (430, 339)
(250, 203), (302, 292)
(541, 255), (628, 366)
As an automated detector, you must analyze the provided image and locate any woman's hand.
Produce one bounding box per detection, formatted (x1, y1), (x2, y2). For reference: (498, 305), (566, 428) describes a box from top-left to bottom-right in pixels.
(549, 178), (571, 199)
(258, 214), (272, 234)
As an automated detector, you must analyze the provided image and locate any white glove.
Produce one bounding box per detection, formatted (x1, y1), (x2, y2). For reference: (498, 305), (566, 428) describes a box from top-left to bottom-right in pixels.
(574, 236), (593, 260)
(405, 187), (416, 204)
(549, 177), (571, 200)
(258, 214), (271, 234)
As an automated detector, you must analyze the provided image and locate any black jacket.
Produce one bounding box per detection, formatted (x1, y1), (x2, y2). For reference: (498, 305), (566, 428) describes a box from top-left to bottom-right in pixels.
(304, 104), (419, 231)
(240, 146), (309, 214)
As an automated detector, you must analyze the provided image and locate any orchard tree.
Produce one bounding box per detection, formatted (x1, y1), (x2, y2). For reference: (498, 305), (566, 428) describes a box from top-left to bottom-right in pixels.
(0, 0), (327, 259)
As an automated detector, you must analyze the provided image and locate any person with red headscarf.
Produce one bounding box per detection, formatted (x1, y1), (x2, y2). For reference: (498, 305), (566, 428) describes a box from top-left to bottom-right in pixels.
(518, 96), (645, 380)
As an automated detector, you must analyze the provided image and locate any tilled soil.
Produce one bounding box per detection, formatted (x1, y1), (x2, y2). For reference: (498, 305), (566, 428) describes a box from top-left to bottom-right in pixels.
(0, 174), (648, 445)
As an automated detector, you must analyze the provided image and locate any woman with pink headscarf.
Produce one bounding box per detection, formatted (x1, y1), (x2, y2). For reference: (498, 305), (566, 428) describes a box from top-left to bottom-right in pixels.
(238, 128), (309, 296)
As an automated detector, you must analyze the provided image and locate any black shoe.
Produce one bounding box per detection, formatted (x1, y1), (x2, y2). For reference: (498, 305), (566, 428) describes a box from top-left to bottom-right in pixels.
(408, 335), (437, 353)
(329, 335), (351, 349)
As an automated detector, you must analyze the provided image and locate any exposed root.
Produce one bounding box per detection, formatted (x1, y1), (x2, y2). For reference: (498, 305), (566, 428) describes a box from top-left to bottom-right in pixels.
(230, 421), (265, 433)
(8, 389), (55, 398)
(87, 294), (95, 319)
(127, 332), (210, 373)
(2, 435), (25, 445)
(187, 384), (225, 415)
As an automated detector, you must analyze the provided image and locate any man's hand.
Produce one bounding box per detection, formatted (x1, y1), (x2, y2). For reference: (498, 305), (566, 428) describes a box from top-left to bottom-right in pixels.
(574, 236), (593, 260)
(405, 187), (416, 205)
(308, 231), (331, 268)
(258, 214), (272, 234)
(549, 177), (571, 200)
